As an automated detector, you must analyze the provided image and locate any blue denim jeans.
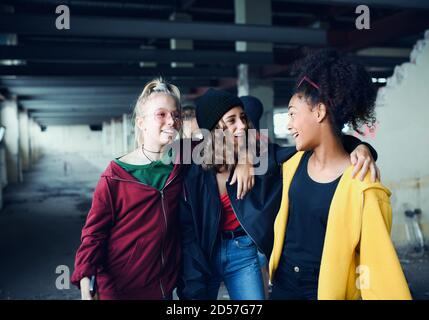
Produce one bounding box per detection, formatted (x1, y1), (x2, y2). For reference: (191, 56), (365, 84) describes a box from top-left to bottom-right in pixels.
(207, 234), (265, 300)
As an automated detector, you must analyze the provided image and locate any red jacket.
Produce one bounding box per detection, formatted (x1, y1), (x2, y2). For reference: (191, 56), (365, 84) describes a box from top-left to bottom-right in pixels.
(71, 160), (183, 299)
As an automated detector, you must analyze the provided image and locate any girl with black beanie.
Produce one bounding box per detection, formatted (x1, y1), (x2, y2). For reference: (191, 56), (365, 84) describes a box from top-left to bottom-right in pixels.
(178, 80), (379, 299)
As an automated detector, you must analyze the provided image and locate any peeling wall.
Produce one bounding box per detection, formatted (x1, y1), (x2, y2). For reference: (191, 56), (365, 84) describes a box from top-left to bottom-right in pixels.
(365, 30), (429, 248)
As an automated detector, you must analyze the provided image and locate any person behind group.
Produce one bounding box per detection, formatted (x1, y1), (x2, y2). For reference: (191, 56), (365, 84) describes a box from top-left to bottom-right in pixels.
(240, 95), (264, 131)
(181, 104), (201, 139)
(178, 88), (379, 300)
(269, 49), (412, 300)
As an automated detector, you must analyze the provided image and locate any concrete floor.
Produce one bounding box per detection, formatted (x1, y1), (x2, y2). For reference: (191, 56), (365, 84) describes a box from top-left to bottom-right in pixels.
(0, 153), (97, 299)
(0, 153), (427, 300)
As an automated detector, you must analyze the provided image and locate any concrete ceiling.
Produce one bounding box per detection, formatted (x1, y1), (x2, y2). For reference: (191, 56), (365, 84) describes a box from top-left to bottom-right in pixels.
(0, 0), (428, 125)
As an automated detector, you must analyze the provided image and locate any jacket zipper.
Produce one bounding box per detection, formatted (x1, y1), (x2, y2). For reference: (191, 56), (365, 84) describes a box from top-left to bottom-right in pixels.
(159, 190), (167, 299)
(158, 172), (179, 299)
(229, 193), (265, 255)
(209, 172), (222, 258)
(210, 207), (222, 258)
(111, 170), (179, 299)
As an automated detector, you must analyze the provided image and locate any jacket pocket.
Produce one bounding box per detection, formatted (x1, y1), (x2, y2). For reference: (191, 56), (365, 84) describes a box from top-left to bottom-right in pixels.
(115, 237), (160, 292)
(234, 235), (255, 248)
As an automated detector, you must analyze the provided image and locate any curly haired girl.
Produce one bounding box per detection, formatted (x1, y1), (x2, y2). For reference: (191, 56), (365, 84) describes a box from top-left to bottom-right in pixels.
(269, 50), (411, 300)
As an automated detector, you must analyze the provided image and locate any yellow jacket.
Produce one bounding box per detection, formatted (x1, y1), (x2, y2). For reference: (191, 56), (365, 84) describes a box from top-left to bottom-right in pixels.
(269, 152), (412, 300)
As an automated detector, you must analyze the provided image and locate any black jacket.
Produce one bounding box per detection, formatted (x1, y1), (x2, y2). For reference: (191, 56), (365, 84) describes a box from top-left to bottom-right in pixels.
(177, 136), (376, 299)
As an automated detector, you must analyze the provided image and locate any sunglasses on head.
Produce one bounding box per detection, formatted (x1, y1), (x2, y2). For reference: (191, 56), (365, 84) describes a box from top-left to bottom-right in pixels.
(297, 76), (334, 108)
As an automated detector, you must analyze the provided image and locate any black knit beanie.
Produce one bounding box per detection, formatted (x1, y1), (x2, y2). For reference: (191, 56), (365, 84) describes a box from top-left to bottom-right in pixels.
(195, 88), (244, 131)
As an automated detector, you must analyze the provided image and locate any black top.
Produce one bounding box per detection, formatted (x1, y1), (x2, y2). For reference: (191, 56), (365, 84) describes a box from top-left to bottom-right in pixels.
(280, 151), (342, 269)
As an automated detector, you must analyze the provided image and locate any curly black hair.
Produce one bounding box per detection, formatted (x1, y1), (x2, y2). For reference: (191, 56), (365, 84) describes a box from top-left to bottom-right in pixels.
(291, 49), (377, 135)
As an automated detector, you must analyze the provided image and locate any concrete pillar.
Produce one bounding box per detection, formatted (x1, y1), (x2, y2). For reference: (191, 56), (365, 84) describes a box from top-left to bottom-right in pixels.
(235, 0), (272, 53)
(122, 114), (132, 154)
(110, 118), (115, 157)
(18, 109), (30, 171)
(127, 115), (135, 152)
(0, 146), (7, 188)
(0, 99), (22, 183)
(169, 12), (194, 68)
(0, 145), (5, 210)
(115, 118), (123, 157)
(27, 118), (32, 166)
(235, 0), (275, 140)
(29, 118), (41, 165)
(0, 118), (7, 210)
(28, 118), (35, 165)
(111, 118), (123, 158)
(32, 119), (39, 163)
(35, 123), (42, 161)
(102, 121), (111, 156)
(31, 119), (37, 164)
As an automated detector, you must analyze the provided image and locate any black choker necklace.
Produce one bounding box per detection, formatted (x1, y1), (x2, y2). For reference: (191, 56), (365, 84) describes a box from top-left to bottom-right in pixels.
(141, 145), (156, 162)
(142, 144), (163, 153)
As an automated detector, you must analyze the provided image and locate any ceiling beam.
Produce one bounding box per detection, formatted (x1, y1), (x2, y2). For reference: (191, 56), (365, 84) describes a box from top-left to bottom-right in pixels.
(21, 101), (130, 109)
(31, 111), (125, 117)
(9, 0), (176, 11)
(285, 0), (429, 10)
(0, 13), (327, 45)
(19, 92), (136, 99)
(1, 80), (147, 88)
(11, 87), (144, 93)
(27, 106), (128, 112)
(4, 86), (194, 96)
(7, 88), (145, 97)
(36, 118), (108, 125)
(2, 45), (404, 67)
(0, 64), (237, 77)
(181, 0), (197, 11)
(0, 45), (276, 65)
(350, 55), (408, 67)
(33, 114), (118, 119)
(18, 97), (137, 107)
(0, 77), (215, 88)
(329, 10), (429, 51)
